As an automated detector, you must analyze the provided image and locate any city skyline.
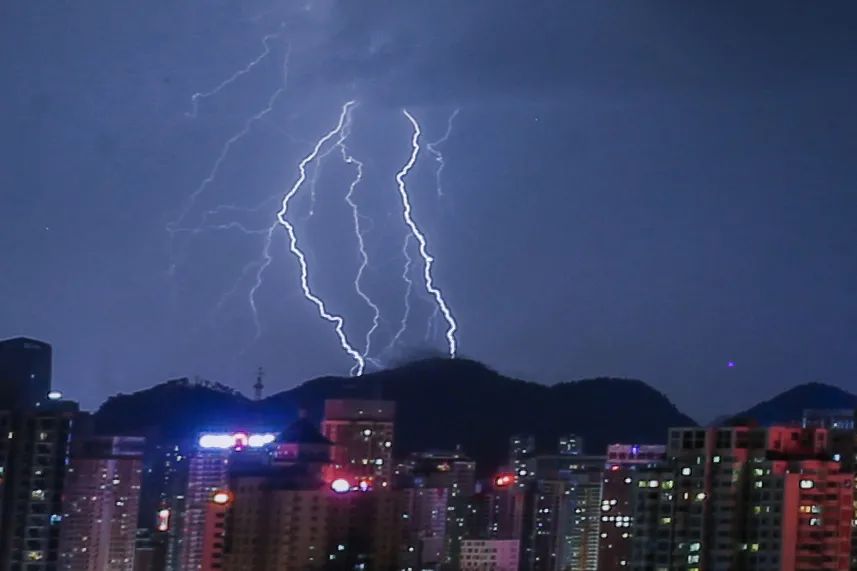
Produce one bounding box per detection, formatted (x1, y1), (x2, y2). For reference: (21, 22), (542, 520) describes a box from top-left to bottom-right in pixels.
(1, 335), (856, 570)
(3, 1), (857, 419)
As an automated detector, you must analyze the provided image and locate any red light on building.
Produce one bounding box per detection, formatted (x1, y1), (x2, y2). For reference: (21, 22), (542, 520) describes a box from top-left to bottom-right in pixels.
(157, 508), (171, 532)
(232, 432), (249, 450)
(211, 490), (232, 506)
(494, 473), (516, 488)
(331, 478), (351, 494)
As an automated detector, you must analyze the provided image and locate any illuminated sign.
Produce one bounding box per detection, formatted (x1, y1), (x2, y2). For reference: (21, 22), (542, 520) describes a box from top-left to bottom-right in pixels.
(156, 509), (171, 532)
(211, 490), (233, 505)
(198, 432), (277, 450)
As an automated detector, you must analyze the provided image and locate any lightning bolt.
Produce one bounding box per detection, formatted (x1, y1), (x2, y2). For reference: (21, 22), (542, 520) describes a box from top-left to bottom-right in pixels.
(426, 108), (460, 198)
(188, 26), (284, 119)
(386, 235), (414, 356)
(250, 101), (366, 374)
(423, 109), (459, 341)
(395, 110), (459, 357)
(304, 134), (346, 220)
(167, 40), (291, 276)
(339, 144), (382, 372)
(168, 87), (285, 274)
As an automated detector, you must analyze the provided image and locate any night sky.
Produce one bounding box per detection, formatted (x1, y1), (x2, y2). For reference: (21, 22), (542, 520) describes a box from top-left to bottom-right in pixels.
(2, 1), (856, 420)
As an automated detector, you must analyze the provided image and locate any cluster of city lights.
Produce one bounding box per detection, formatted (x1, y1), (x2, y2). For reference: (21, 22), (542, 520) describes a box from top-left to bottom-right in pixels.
(330, 478), (373, 494)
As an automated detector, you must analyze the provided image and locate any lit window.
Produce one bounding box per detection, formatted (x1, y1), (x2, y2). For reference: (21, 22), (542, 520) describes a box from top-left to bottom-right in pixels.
(681, 467), (691, 476)
(800, 479), (814, 489)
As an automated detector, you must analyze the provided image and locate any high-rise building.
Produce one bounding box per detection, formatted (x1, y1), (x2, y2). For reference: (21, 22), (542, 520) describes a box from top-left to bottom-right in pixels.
(129, 439), (193, 571)
(0, 337), (53, 409)
(467, 474), (528, 543)
(525, 453), (605, 571)
(136, 430), (276, 571)
(224, 416), (401, 570)
(199, 490), (230, 571)
(321, 399), (395, 486)
(184, 432), (274, 571)
(132, 529), (166, 571)
(398, 487), (448, 569)
(460, 539), (520, 571)
(180, 447), (230, 571)
(397, 450), (477, 567)
(59, 436), (145, 571)
(0, 400), (77, 569)
(598, 444), (666, 571)
(631, 425), (853, 571)
(509, 434), (536, 486)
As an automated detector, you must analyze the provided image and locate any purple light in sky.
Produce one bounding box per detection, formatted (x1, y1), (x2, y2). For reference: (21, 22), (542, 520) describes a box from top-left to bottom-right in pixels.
(727, 360), (736, 368)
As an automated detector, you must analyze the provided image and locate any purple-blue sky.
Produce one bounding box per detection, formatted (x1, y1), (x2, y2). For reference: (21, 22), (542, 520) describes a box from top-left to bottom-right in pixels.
(2, 1), (856, 420)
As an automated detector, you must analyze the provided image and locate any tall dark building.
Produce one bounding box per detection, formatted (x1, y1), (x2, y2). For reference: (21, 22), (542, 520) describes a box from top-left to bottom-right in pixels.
(0, 400), (78, 569)
(0, 337), (53, 409)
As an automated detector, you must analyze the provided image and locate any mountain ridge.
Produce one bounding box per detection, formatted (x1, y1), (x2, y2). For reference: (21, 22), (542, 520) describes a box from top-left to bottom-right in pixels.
(93, 358), (856, 473)
(94, 357), (695, 472)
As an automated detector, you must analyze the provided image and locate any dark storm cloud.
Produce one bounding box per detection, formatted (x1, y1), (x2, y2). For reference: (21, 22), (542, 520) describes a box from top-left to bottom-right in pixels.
(297, 2), (857, 104)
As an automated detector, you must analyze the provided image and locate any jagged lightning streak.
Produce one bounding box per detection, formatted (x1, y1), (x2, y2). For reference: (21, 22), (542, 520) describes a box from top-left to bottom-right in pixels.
(187, 26), (284, 118)
(426, 108), (460, 198)
(167, 38), (291, 276)
(250, 101), (366, 374)
(395, 110), (459, 357)
(339, 144), (382, 372)
(386, 235), (414, 356)
(167, 87), (285, 249)
(423, 108), (459, 341)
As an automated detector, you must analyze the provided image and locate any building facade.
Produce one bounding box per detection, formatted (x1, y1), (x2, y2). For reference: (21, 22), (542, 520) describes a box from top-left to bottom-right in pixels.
(631, 425), (853, 571)
(59, 436), (145, 571)
(460, 539), (520, 571)
(0, 402), (77, 569)
(321, 399), (395, 487)
(598, 444), (666, 571)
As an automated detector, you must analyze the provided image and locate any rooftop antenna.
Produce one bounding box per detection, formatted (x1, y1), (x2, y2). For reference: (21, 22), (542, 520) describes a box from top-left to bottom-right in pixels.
(253, 367), (264, 401)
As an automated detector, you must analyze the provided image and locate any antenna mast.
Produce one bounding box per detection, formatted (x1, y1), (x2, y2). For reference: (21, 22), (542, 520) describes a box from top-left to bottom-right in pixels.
(253, 367), (264, 401)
